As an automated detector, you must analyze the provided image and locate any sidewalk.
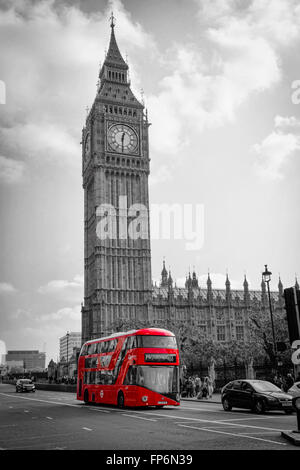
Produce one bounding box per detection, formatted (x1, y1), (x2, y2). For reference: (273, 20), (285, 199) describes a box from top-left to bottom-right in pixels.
(181, 393), (221, 404)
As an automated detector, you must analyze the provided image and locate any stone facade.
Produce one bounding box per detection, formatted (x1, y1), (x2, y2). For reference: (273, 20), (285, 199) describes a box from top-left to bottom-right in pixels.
(152, 262), (289, 344)
(81, 20), (295, 346)
(81, 20), (152, 343)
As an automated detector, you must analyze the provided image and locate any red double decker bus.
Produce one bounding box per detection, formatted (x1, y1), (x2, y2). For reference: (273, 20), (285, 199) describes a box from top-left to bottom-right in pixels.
(77, 328), (180, 408)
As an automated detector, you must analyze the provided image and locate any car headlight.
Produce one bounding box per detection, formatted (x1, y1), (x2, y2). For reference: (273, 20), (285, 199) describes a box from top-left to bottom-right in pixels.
(267, 396), (278, 402)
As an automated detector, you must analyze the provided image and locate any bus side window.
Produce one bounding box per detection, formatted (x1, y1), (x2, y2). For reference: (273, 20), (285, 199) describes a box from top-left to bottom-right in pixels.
(107, 371), (113, 385)
(127, 336), (137, 349)
(89, 371), (96, 384)
(112, 337), (129, 383)
(124, 365), (137, 385)
(80, 344), (87, 356)
(127, 336), (133, 350)
(102, 342), (108, 353)
(91, 357), (97, 368)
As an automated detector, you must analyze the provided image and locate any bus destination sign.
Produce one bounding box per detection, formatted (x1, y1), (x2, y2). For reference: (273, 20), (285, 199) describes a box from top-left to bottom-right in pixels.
(144, 353), (176, 363)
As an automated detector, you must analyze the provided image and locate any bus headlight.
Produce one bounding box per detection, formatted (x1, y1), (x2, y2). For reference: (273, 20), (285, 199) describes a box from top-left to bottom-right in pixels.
(142, 395), (148, 402)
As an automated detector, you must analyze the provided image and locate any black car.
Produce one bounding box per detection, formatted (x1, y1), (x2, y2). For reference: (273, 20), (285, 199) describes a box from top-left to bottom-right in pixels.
(16, 379), (36, 393)
(221, 379), (293, 414)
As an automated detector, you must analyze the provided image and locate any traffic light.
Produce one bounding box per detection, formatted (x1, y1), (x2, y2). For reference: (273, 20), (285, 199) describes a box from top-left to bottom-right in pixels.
(284, 287), (300, 345)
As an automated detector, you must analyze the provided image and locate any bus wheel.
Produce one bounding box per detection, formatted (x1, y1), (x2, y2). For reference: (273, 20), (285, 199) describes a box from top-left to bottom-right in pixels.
(117, 391), (125, 409)
(83, 389), (89, 404)
(155, 405), (164, 409)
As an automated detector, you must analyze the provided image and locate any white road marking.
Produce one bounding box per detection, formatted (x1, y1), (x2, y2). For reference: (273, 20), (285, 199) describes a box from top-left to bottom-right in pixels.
(46, 417), (53, 420)
(82, 427), (92, 431)
(122, 414), (157, 422)
(0, 392), (289, 437)
(0, 392), (81, 408)
(177, 424), (287, 446)
(119, 409), (290, 433)
(88, 407), (110, 413)
(215, 415), (291, 422)
(24, 410), (29, 413)
(180, 406), (220, 412)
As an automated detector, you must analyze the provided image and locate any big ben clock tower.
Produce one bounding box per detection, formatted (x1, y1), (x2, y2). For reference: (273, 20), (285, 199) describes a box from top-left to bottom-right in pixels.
(81, 16), (152, 343)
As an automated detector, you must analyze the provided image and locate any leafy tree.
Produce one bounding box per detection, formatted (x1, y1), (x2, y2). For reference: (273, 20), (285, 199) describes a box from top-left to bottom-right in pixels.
(248, 307), (291, 367)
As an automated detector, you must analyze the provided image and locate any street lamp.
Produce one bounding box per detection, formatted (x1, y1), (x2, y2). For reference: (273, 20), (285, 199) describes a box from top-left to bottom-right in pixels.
(262, 265), (277, 369)
(66, 331), (70, 380)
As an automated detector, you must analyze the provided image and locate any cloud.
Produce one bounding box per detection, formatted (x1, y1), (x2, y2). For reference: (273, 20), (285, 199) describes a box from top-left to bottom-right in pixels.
(0, 0), (155, 169)
(0, 156), (25, 184)
(39, 304), (81, 323)
(0, 282), (17, 294)
(149, 164), (172, 187)
(38, 274), (83, 303)
(253, 115), (300, 180)
(148, 0), (300, 166)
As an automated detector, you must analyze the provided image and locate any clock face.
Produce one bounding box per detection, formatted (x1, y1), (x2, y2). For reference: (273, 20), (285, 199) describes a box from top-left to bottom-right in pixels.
(84, 133), (90, 159)
(107, 124), (138, 154)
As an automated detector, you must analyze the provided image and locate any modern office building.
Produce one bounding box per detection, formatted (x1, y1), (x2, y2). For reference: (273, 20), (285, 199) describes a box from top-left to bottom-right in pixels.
(59, 332), (81, 361)
(6, 350), (46, 371)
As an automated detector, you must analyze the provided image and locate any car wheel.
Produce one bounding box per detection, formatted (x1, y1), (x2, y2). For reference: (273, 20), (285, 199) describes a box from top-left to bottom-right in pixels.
(83, 389), (89, 404)
(16, 388), (18, 393)
(117, 391), (125, 409)
(254, 400), (265, 414)
(222, 398), (232, 411)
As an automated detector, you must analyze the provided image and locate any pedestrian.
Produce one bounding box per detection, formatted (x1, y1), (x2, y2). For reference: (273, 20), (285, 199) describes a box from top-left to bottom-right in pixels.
(191, 377), (196, 397)
(202, 377), (209, 399)
(207, 375), (214, 398)
(284, 373), (294, 392)
(195, 375), (202, 396)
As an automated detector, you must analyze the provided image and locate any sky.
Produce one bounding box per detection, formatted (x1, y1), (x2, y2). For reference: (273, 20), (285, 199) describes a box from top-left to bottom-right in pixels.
(0, 0), (299, 363)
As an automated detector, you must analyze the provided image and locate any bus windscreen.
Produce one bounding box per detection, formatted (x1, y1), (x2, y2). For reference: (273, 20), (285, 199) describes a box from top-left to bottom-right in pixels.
(125, 365), (179, 395)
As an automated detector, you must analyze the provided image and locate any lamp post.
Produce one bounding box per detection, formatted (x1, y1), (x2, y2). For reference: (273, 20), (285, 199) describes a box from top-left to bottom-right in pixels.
(262, 265), (278, 370)
(66, 331), (70, 381)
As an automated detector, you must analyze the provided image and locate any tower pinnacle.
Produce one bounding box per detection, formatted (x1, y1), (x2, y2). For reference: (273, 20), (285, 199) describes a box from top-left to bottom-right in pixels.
(110, 12), (116, 29)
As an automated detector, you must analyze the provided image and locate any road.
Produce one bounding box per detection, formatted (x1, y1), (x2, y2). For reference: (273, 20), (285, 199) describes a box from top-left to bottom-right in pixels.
(0, 383), (299, 451)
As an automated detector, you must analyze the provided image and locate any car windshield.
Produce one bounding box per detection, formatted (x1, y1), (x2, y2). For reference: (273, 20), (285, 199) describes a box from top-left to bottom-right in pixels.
(251, 381), (282, 393)
(20, 380), (33, 384)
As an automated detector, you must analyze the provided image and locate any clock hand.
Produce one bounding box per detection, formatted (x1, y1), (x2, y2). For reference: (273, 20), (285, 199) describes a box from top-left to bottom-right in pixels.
(121, 132), (125, 152)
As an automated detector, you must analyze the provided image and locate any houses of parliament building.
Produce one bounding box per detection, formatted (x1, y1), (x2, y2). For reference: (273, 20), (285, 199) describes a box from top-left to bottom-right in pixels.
(81, 18), (297, 346)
